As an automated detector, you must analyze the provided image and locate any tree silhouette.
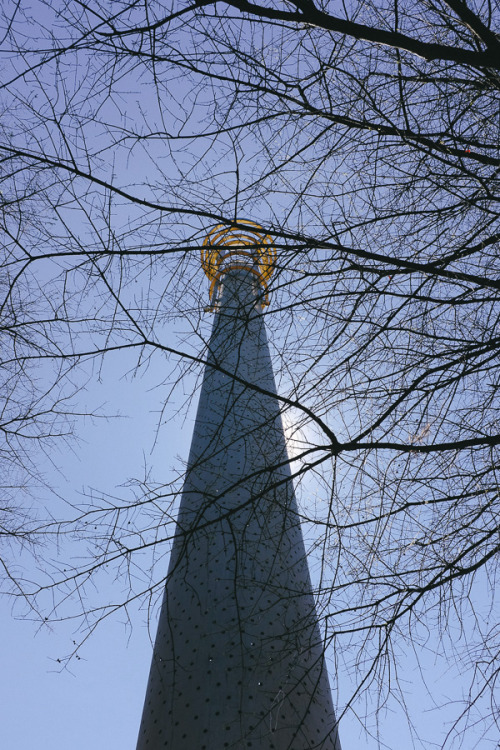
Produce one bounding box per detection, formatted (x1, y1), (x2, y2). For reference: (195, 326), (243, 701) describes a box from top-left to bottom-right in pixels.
(1, 0), (499, 747)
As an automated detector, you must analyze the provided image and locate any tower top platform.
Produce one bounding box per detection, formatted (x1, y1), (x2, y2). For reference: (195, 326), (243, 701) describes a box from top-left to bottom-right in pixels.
(201, 220), (276, 310)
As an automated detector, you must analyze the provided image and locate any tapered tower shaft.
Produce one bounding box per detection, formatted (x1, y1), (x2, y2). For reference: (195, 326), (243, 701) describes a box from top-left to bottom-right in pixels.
(136, 224), (341, 749)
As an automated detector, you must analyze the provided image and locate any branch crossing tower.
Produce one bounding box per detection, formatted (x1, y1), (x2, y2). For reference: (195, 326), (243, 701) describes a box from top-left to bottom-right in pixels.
(136, 222), (342, 749)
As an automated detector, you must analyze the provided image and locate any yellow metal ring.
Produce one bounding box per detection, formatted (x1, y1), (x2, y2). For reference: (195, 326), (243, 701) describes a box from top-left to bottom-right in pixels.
(201, 221), (276, 307)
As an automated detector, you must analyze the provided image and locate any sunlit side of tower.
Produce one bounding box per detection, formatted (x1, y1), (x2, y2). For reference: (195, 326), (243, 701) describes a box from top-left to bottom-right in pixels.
(136, 222), (342, 749)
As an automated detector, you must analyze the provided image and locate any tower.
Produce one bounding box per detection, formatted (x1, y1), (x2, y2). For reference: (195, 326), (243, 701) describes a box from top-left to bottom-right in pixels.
(136, 222), (342, 749)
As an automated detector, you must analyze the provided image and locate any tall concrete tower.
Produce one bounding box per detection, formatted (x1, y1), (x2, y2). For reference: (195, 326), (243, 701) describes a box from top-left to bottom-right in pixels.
(136, 222), (341, 749)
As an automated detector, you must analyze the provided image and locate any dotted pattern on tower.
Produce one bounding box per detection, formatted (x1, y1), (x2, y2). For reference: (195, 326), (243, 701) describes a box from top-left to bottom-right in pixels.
(136, 231), (341, 749)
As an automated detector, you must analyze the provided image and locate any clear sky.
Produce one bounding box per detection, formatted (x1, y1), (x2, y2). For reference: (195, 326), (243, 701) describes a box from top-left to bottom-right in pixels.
(1, 323), (487, 750)
(1, 3), (497, 748)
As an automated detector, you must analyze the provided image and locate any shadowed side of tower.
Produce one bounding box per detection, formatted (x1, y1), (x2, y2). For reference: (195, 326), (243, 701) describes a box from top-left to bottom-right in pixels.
(136, 224), (342, 750)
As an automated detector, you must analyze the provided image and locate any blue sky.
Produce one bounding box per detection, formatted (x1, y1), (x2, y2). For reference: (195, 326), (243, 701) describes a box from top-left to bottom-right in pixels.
(1, 317), (490, 750)
(1, 2), (498, 748)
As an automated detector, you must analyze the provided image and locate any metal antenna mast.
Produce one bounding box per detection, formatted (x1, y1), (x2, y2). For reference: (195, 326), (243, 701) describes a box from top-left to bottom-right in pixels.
(136, 222), (342, 749)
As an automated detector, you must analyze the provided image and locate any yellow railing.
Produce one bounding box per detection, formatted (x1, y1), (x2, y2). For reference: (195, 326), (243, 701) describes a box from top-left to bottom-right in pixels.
(201, 221), (276, 309)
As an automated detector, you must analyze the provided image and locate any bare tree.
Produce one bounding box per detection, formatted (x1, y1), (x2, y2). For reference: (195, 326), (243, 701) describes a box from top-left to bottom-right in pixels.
(1, 0), (499, 747)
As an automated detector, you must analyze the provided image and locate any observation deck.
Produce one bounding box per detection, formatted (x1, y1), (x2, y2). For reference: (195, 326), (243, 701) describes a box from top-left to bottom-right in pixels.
(201, 221), (276, 310)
